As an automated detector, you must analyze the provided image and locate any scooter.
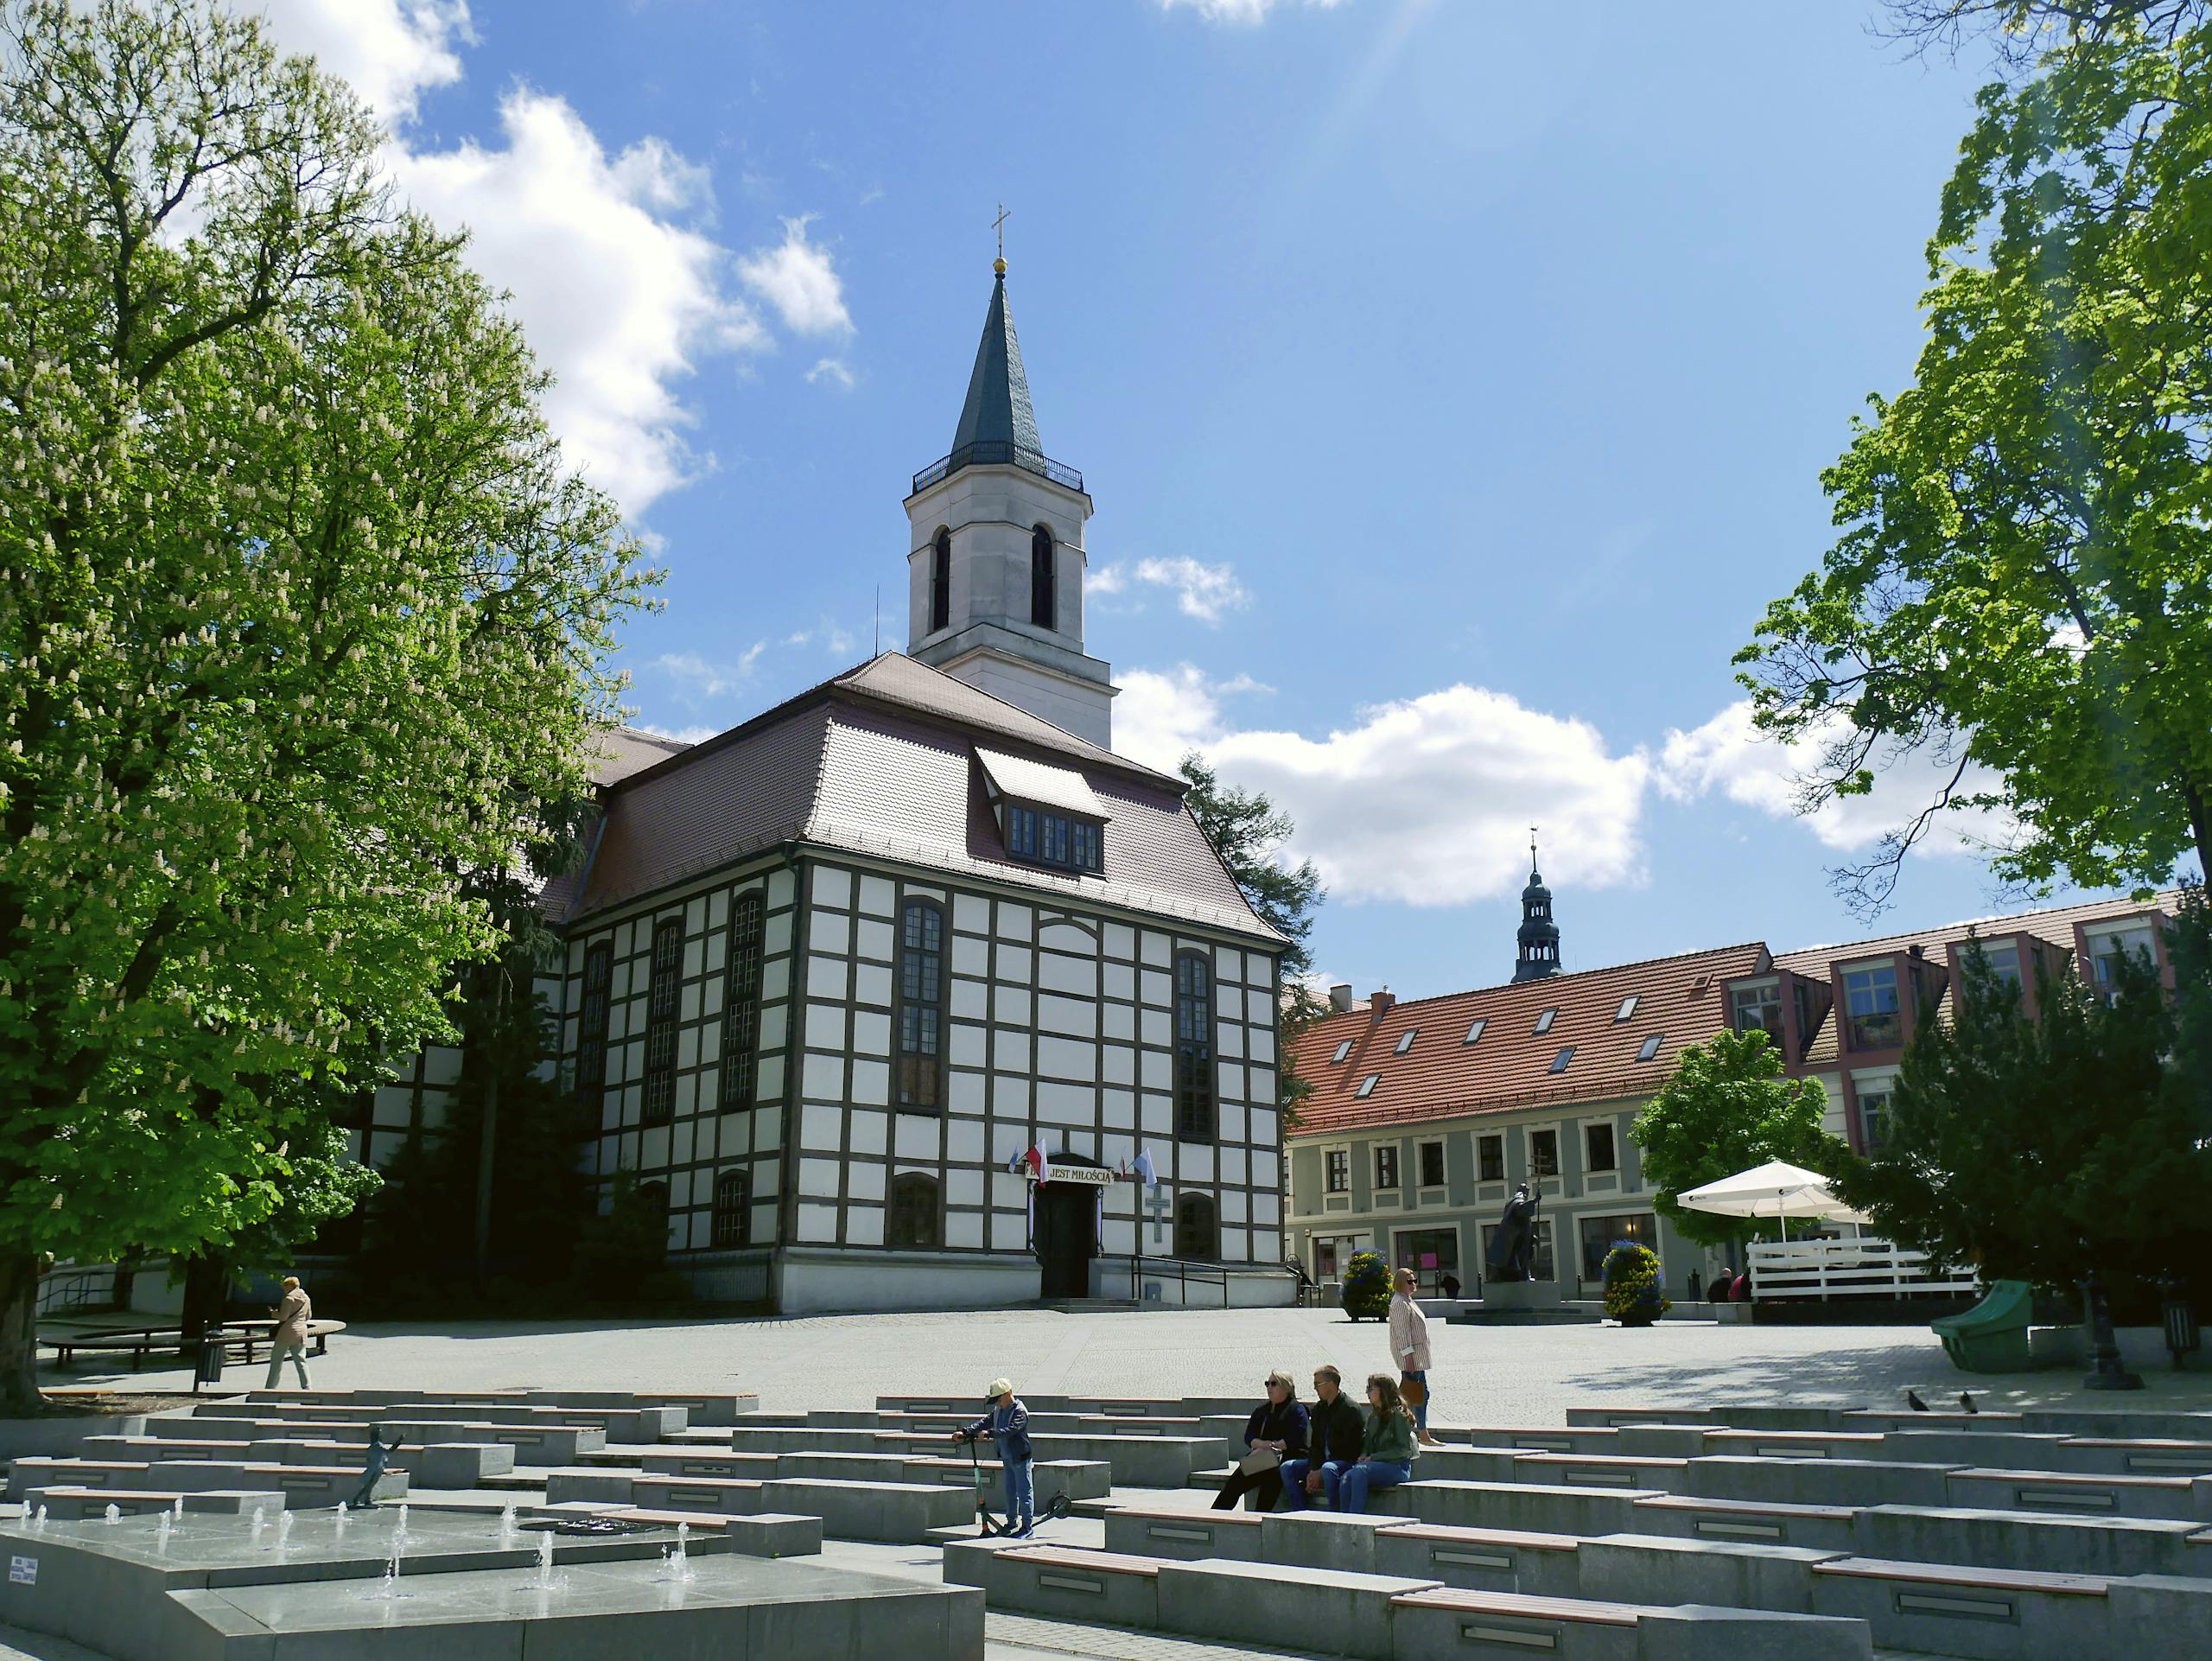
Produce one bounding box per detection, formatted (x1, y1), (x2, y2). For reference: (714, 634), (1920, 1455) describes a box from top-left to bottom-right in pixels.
(957, 1431), (1071, 1537)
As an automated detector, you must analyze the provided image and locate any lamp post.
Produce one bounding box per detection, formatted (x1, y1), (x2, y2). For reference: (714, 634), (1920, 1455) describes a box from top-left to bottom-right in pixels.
(2080, 1264), (2143, 1391)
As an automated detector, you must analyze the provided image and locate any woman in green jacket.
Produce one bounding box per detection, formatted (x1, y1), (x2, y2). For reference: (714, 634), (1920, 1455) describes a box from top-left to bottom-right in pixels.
(1338, 1372), (1417, 1513)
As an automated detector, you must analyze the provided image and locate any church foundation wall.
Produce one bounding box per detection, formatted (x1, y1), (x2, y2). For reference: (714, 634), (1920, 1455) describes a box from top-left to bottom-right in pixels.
(772, 1246), (1041, 1314)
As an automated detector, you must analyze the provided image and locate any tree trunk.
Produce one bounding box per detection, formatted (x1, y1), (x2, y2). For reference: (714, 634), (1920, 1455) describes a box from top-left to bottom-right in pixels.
(0, 1251), (46, 1416)
(177, 1251), (229, 1360)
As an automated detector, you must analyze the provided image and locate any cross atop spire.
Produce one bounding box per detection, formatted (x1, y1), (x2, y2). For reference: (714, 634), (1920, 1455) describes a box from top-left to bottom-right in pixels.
(1530, 825), (1540, 879)
(1514, 831), (1561, 983)
(993, 202), (1011, 274)
(950, 259), (1042, 462)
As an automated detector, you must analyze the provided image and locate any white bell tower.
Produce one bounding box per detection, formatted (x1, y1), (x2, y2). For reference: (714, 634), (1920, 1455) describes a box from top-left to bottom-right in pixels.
(905, 257), (1115, 748)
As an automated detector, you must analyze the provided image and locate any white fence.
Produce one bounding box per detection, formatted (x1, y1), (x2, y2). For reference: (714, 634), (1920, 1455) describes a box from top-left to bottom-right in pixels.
(1748, 1238), (1978, 1300)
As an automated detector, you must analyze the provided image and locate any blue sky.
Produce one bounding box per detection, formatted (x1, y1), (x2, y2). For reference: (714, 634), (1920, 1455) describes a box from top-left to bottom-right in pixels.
(271, 0), (2166, 998)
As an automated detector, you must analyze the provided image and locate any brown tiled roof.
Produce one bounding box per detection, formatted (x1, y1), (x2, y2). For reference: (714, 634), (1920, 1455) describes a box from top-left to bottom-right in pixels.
(562, 653), (1279, 942)
(1775, 889), (2184, 1066)
(589, 727), (694, 786)
(1287, 942), (1771, 1138)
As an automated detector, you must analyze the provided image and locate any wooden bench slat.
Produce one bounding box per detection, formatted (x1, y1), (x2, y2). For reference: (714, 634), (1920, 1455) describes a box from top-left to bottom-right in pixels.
(1813, 1556), (2109, 1595)
(1392, 1587), (1640, 1625)
(1002, 1546), (1162, 1578)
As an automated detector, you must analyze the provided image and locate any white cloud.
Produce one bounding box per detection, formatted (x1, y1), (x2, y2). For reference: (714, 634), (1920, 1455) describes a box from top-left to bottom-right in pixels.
(655, 645), (767, 698)
(634, 722), (720, 745)
(1090, 557), (1249, 623)
(740, 216), (854, 336)
(1159, 0), (1348, 22)
(1658, 700), (2012, 857)
(807, 358), (856, 388)
(1121, 666), (1649, 907)
(273, 0), (470, 124)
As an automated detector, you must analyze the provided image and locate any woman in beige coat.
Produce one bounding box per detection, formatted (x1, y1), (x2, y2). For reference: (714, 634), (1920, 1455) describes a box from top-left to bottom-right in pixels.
(1389, 1268), (1438, 1444)
(265, 1276), (312, 1389)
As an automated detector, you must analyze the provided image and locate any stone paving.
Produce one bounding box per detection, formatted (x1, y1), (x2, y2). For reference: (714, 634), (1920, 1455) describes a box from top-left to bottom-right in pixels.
(47, 1306), (2212, 1419)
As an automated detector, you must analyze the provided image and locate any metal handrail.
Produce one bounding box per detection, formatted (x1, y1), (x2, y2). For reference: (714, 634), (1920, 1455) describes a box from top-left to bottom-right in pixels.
(38, 1262), (115, 1316)
(1128, 1251), (1230, 1308)
(912, 441), (1084, 496)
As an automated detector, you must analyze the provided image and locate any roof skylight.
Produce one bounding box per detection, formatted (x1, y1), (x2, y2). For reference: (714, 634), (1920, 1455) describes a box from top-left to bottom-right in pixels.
(1395, 1029), (1417, 1055)
(1463, 1018), (1487, 1046)
(1637, 1034), (1662, 1062)
(1548, 1046), (1575, 1074)
(1356, 1073), (1380, 1098)
(1616, 996), (1639, 1021)
(1331, 1039), (1353, 1065)
(1533, 1009), (1557, 1034)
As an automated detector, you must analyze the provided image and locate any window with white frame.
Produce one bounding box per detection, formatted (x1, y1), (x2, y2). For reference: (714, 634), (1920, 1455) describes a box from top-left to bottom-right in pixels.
(1418, 1140), (1446, 1187)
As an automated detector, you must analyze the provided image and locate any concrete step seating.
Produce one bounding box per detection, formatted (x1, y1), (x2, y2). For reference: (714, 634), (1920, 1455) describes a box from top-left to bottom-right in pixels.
(731, 1421), (1212, 1487)
(21, 1486), (288, 1520)
(10, 1454), (406, 1511)
(238, 1385), (760, 1424)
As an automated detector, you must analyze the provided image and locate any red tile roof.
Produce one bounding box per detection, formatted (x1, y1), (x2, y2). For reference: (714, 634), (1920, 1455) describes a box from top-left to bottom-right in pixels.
(1288, 942), (1771, 1137)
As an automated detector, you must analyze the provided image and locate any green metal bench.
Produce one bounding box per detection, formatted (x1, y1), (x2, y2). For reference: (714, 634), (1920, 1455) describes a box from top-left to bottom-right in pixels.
(1931, 1279), (2034, 1372)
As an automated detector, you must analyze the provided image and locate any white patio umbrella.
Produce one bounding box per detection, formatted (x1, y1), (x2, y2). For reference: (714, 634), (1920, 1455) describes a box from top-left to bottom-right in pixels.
(1675, 1160), (1866, 1240)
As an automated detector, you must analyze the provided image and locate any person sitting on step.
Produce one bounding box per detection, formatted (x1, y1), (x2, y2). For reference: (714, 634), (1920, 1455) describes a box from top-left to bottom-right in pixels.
(1279, 1364), (1363, 1511)
(1211, 1369), (1307, 1512)
(1338, 1372), (1418, 1515)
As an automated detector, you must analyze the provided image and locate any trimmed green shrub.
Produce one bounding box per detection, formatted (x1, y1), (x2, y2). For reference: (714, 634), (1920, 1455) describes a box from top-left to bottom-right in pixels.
(1602, 1241), (1671, 1326)
(1341, 1250), (1393, 1321)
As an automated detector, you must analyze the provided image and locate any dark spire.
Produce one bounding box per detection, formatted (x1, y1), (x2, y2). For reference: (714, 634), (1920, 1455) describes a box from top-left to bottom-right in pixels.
(1514, 827), (1561, 983)
(950, 264), (1042, 461)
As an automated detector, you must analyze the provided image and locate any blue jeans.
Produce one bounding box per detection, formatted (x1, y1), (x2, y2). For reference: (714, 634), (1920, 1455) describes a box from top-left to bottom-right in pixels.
(1003, 1457), (1034, 1531)
(1402, 1369), (1429, 1432)
(1277, 1457), (1350, 1510)
(1338, 1458), (1409, 1514)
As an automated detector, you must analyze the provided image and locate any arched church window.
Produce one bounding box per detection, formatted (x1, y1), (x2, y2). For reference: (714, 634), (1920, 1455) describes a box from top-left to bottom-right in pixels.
(896, 901), (946, 1111)
(887, 1172), (942, 1249)
(931, 530), (951, 633)
(1173, 951), (1216, 1142)
(1030, 525), (1055, 630)
(1173, 1193), (1217, 1261)
(712, 1171), (749, 1248)
(719, 892), (765, 1111)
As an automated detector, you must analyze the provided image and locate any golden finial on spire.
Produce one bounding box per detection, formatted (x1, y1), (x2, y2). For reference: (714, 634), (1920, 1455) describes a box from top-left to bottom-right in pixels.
(992, 202), (1011, 275)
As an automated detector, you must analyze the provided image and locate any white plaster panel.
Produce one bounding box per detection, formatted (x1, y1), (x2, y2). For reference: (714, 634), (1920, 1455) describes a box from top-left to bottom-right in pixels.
(1250, 1028), (1276, 1065)
(799, 1157), (842, 1198)
(1039, 919), (1093, 954)
(1140, 1093), (1171, 1135)
(996, 902), (1033, 942)
(1104, 922), (1135, 961)
(1179, 1143), (1216, 1181)
(947, 1169), (984, 1207)
(1248, 1066), (1276, 1105)
(1036, 1081), (1095, 1126)
(1223, 1226), (1249, 1263)
(765, 911), (793, 958)
(768, 867), (795, 907)
(1103, 1087), (1135, 1129)
(1140, 970), (1172, 1009)
(751, 1201), (779, 1242)
(1216, 949), (1244, 985)
(996, 945), (1033, 985)
(757, 1054), (785, 1104)
(1140, 930), (1170, 967)
(1140, 1050), (1171, 1091)
(989, 1209), (1028, 1249)
(756, 1106), (782, 1151)
(1216, 984), (1242, 1022)
(947, 1118), (986, 1162)
(1250, 1108), (1278, 1149)
(1103, 962), (1135, 1002)
(1101, 1043), (1135, 1086)
(1038, 994), (1096, 1038)
(844, 1204), (883, 1245)
(810, 866), (852, 910)
(952, 935), (991, 979)
(1037, 1035), (1097, 1082)
(944, 1211), (986, 1250)
(994, 1030), (1033, 1073)
(849, 1110), (887, 1156)
(639, 1125), (671, 1171)
(1254, 1191), (1281, 1225)
(950, 1022), (988, 1068)
(855, 918), (894, 962)
(858, 875), (896, 918)
(1103, 1002), (1136, 1043)
(991, 1074), (1030, 1116)
(1038, 952), (1097, 998)
(1221, 1144), (1249, 1186)
(895, 1116), (940, 1160)
(853, 964), (892, 1009)
(1222, 1188), (1249, 1224)
(806, 954), (847, 1000)
(805, 1002), (847, 1050)
(802, 1053), (844, 1100)
(1218, 1063), (1247, 1106)
(798, 1202), (839, 1243)
(850, 1059), (889, 1106)
(990, 1172), (1027, 1207)
(852, 1010), (892, 1057)
(762, 957), (791, 1003)
(1247, 989), (1274, 1027)
(954, 893), (991, 934)
(950, 1069), (987, 1113)
(951, 977), (989, 1021)
(1217, 1021), (1244, 1060)
(994, 986), (1033, 1027)
(1248, 953), (1273, 987)
(801, 1104), (843, 1150)
(1102, 1218), (1135, 1255)
(848, 1162), (886, 1203)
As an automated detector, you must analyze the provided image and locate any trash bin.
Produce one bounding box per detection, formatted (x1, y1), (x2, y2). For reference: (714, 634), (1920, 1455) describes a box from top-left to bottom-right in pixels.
(193, 1327), (226, 1393)
(2162, 1282), (2201, 1370)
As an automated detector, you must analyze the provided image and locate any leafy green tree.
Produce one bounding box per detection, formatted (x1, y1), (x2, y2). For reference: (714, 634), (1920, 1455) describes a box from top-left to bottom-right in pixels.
(0, 2), (649, 1408)
(1178, 755), (1327, 1125)
(1737, 2), (2212, 912)
(1834, 913), (2212, 1287)
(1630, 1030), (1849, 1250)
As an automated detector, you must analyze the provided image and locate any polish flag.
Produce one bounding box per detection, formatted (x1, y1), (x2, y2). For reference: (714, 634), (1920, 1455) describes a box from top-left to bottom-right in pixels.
(1021, 1145), (1052, 1184)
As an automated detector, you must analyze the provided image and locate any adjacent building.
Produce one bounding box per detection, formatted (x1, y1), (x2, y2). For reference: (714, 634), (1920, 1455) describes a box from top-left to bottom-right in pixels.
(1284, 861), (2183, 1301)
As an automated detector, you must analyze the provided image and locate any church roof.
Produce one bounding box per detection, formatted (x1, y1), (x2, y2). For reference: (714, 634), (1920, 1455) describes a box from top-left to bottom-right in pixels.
(951, 270), (1042, 461)
(588, 726), (694, 786)
(1288, 941), (1771, 1137)
(560, 652), (1280, 944)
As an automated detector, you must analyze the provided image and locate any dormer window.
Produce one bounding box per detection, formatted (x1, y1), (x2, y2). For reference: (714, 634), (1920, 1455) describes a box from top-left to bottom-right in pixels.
(977, 747), (1108, 876)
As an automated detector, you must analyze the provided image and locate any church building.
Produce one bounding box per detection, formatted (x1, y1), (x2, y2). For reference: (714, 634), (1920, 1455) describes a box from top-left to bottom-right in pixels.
(522, 259), (1293, 1314)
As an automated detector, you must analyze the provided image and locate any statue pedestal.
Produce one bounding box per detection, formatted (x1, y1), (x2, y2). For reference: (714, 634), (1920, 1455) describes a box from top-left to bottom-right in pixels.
(1482, 1280), (1565, 1313)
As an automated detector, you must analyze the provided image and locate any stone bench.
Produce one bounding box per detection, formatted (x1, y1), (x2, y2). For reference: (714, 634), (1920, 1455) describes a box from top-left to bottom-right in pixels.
(1513, 1453), (1694, 1491)
(626, 1476), (766, 1517)
(944, 1539), (1164, 1626)
(147, 1415), (370, 1443)
(1629, 1494), (1859, 1551)
(1810, 1555), (2110, 1660)
(1577, 1531), (1844, 1613)
(633, 1449), (783, 1481)
(1946, 1467), (2206, 1523)
(236, 1437), (514, 1488)
(1684, 1454), (1960, 1509)
(1390, 1585), (1874, 1661)
(1456, 1425), (1623, 1456)
(605, 1507), (818, 1555)
(132, 1459), (405, 1507)
(760, 1477), (969, 1543)
(2058, 1437), (2212, 1476)
(1103, 1505), (1264, 1562)
(1386, 1479), (1663, 1537)
(79, 1435), (248, 1464)
(543, 1467), (644, 1505)
(1259, 1510), (1417, 1575)
(1701, 1429), (1888, 1461)
(22, 1486), (288, 1520)
(6, 1460), (147, 1500)
(1156, 1557), (1443, 1661)
(1371, 1522), (1583, 1596)
(901, 1454), (1113, 1500)
(372, 1419), (607, 1462)
(1855, 1502), (2212, 1581)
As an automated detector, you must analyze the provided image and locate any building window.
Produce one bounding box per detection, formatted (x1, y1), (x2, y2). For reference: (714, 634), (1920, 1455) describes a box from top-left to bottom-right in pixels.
(1533, 1008), (1556, 1034)
(1731, 981), (1783, 1039)
(1394, 1227), (1460, 1294)
(1419, 1141), (1446, 1188)
(1325, 1149), (1350, 1193)
(1636, 1033), (1663, 1063)
(1355, 1073), (1379, 1098)
(1615, 996), (1638, 1021)
(930, 529), (951, 633)
(887, 1172), (942, 1249)
(896, 901), (946, 1112)
(1030, 524), (1055, 629)
(1478, 1134), (1503, 1183)
(711, 1171), (750, 1248)
(1585, 1123), (1617, 1173)
(1375, 1145), (1400, 1189)
(1003, 803), (1104, 874)
(1394, 1028), (1417, 1055)
(2088, 923), (2158, 1000)
(1578, 1212), (1657, 1281)
(1977, 940), (2022, 996)
(719, 892), (765, 1111)
(1843, 962), (1902, 1050)
(1548, 1046), (1574, 1075)
(641, 916), (684, 1124)
(575, 940), (614, 1121)
(1331, 1039), (1353, 1065)
(1173, 1193), (1217, 1261)
(1529, 1129), (1560, 1179)
(1463, 1018), (1486, 1046)
(1173, 951), (1216, 1141)
(1858, 1087), (1891, 1153)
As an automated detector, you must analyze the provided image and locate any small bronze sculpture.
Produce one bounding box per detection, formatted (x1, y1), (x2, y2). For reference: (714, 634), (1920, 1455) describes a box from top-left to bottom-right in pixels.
(346, 1429), (404, 1510)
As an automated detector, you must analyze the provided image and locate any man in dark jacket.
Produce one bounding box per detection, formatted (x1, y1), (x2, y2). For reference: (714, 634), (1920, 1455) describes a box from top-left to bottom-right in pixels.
(1211, 1370), (1308, 1511)
(1279, 1365), (1364, 1510)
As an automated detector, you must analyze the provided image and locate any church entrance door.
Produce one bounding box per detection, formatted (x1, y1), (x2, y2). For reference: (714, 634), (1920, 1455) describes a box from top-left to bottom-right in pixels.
(1033, 1181), (1097, 1300)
